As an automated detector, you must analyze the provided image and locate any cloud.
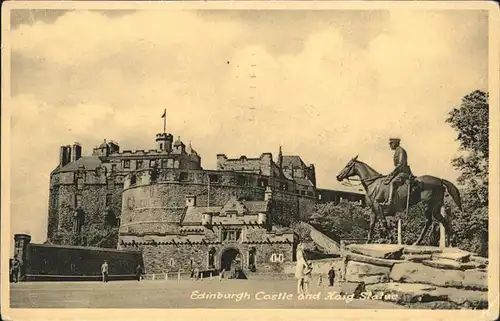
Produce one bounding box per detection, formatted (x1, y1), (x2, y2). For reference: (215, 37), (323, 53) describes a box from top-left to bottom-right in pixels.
(9, 9), (488, 242)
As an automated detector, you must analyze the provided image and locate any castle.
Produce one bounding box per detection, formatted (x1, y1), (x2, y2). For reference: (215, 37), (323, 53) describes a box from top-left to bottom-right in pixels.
(48, 131), (364, 274)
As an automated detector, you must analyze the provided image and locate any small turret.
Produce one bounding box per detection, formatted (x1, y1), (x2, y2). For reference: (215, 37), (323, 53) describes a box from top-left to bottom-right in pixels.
(155, 133), (173, 152)
(201, 213), (212, 226)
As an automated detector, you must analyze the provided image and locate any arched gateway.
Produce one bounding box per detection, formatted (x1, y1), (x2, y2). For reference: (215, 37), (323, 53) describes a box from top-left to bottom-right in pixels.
(219, 247), (242, 272)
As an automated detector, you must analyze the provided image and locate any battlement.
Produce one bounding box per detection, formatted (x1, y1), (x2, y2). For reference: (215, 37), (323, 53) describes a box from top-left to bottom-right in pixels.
(216, 153), (275, 176)
(156, 133), (173, 138)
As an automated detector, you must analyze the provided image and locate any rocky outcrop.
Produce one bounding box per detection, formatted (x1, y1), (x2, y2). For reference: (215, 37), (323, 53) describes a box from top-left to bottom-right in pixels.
(337, 244), (488, 309)
(345, 261), (390, 284)
(345, 252), (401, 267)
(390, 262), (487, 291)
(421, 259), (478, 270)
(339, 282), (365, 298)
(432, 248), (472, 263)
(365, 283), (488, 308)
(346, 244), (404, 259)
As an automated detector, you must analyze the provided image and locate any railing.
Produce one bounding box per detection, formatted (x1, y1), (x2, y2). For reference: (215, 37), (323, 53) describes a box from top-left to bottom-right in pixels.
(141, 270), (219, 281)
(23, 270), (220, 282)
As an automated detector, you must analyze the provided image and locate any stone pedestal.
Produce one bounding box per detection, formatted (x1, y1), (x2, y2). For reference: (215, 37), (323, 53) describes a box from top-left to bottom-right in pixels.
(439, 207), (446, 249)
(397, 220), (402, 245)
(338, 243), (488, 309)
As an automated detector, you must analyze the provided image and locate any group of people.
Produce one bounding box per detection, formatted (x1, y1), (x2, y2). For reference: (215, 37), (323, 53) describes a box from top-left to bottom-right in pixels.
(100, 260), (144, 282)
(295, 243), (341, 295)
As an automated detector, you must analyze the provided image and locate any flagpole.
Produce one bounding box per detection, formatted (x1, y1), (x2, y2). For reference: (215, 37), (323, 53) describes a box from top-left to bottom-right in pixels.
(163, 108), (166, 134)
(207, 177), (210, 207)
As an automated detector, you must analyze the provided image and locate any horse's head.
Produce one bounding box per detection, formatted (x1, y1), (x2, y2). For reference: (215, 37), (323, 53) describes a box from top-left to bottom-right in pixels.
(336, 155), (358, 181)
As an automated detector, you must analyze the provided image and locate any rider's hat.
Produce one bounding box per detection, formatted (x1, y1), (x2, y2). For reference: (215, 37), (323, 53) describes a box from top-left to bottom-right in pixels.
(389, 137), (401, 143)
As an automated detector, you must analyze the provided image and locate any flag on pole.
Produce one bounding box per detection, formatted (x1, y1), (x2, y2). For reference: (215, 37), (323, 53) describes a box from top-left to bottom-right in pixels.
(162, 109), (167, 133)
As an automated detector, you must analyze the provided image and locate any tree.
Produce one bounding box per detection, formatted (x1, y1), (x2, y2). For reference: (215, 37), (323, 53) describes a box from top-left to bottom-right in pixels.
(446, 90), (489, 208)
(309, 200), (372, 241)
(445, 90), (489, 257)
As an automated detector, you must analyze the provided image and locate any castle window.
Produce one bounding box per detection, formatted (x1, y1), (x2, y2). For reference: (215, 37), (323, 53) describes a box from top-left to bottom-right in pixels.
(167, 159), (174, 168)
(270, 254), (277, 263)
(105, 209), (117, 227)
(136, 160), (143, 169)
(169, 258), (175, 267)
(107, 178), (114, 190)
(174, 160), (180, 169)
(278, 254), (284, 262)
(75, 194), (82, 208)
(76, 176), (84, 190)
(161, 159), (167, 168)
(208, 174), (219, 183)
(127, 197), (134, 210)
(111, 164), (117, 172)
(236, 175), (247, 186)
(123, 160), (130, 169)
(318, 194), (322, 200)
(105, 194), (112, 206)
(130, 174), (137, 185)
(179, 172), (188, 181)
(73, 209), (84, 234)
(149, 160), (156, 167)
(159, 143), (163, 150)
(258, 178), (268, 188)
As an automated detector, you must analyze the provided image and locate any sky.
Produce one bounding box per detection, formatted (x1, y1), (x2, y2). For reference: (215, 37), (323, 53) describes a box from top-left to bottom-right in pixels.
(8, 9), (489, 243)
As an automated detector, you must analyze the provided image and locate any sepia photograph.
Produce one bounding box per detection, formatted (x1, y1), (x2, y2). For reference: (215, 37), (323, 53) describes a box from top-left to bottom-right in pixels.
(1, 1), (499, 320)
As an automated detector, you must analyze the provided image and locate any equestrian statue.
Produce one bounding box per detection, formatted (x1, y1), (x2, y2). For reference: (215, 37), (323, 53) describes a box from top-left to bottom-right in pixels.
(336, 138), (462, 246)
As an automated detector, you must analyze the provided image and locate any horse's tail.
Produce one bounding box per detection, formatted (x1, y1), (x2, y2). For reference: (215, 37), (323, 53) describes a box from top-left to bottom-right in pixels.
(442, 179), (463, 212)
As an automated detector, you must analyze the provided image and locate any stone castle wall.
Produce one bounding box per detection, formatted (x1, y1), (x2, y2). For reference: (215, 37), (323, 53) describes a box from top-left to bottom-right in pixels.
(120, 169), (315, 233)
(120, 241), (295, 274)
(48, 169), (124, 241)
(16, 239), (142, 281)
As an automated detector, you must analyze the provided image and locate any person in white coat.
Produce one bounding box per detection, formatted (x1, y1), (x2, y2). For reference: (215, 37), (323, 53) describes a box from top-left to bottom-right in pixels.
(295, 243), (311, 295)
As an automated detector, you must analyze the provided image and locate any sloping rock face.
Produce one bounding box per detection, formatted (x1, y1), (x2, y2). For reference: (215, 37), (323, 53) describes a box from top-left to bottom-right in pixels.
(365, 283), (488, 308)
(421, 259), (478, 270)
(346, 244), (404, 259)
(345, 252), (401, 267)
(345, 261), (391, 284)
(339, 282), (365, 298)
(390, 262), (488, 291)
(403, 246), (443, 255)
(433, 248), (472, 263)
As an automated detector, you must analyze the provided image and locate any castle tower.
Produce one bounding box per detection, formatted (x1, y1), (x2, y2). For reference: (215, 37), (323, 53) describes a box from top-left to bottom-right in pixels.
(156, 133), (173, 152)
(13, 234), (31, 264)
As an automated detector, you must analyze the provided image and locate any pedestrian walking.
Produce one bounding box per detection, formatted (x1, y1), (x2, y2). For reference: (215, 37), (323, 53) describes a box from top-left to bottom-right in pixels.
(11, 257), (20, 283)
(135, 264), (143, 281)
(317, 274), (323, 286)
(101, 260), (109, 283)
(328, 266), (335, 286)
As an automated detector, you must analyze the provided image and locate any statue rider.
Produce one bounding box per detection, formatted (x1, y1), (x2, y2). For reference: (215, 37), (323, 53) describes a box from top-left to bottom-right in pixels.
(378, 138), (413, 207)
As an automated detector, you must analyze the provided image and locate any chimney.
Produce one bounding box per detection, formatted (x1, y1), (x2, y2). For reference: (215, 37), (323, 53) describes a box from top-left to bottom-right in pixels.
(72, 143), (82, 162)
(59, 145), (72, 167)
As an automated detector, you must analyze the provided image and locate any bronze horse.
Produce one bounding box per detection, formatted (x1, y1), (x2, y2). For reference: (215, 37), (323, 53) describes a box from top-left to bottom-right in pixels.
(336, 156), (462, 246)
